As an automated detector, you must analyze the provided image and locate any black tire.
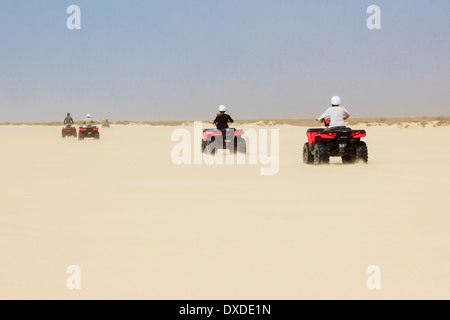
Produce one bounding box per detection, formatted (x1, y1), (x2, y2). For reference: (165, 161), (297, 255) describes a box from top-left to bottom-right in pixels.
(94, 132), (100, 140)
(205, 140), (217, 155)
(341, 155), (356, 164)
(302, 142), (314, 164)
(73, 131), (77, 138)
(78, 133), (84, 140)
(355, 141), (368, 163)
(201, 140), (208, 153)
(62, 132), (66, 138)
(236, 138), (246, 154)
(313, 142), (329, 165)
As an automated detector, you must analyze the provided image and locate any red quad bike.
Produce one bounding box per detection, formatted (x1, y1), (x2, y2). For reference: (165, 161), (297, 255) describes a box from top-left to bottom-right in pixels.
(62, 125), (77, 138)
(78, 126), (100, 140)
(201, 128), (246, 154)
(303, 119), (368, 165)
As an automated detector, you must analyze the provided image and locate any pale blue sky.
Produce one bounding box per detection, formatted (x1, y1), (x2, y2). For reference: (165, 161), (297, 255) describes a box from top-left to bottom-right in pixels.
(1, 0), (449, 122)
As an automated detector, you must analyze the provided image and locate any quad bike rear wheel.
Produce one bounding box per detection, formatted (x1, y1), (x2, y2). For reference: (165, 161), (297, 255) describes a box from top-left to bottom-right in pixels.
(205, 140), (217, 155)
(313, 142), (329, 165)
(78, 132), (84, 140)
(201, 140), (208, 153)
(235, 137), (246, 154)
(303, 143), (314, 164)
(355, 141), (368, 163)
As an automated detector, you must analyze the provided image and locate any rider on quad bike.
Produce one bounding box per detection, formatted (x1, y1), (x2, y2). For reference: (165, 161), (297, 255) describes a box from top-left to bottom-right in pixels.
(62, 113), (77, 138)
(83, 114), (95, 127)
(209, 105), (234, 129)
(303, 96), (368, 165)
(316, 96), (350, 131)
(64, 113), (74, 127)
(79, 114), (100, 140)
(202, 105), (246, 154)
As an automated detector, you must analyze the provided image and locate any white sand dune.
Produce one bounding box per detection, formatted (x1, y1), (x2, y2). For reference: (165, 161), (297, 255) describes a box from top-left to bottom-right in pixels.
(0, 124), (449, 299)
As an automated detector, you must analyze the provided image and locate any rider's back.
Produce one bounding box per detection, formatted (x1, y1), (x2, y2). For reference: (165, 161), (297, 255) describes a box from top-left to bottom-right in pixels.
(214, 113), (233, 130)
(320, 106), (350, 128)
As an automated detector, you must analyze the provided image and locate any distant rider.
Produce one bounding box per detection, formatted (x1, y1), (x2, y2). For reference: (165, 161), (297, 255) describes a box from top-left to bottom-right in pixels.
(316, 96), (350, 130)
(209, 105), (234, 130)
(64, 113), (74, 128)
(83, 114), (95, 127)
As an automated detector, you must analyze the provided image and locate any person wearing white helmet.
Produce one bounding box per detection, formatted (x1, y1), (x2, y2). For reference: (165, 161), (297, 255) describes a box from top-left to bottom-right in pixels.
(316, 96), (350, 130)
(209, 105), (234, 129)
(83, 114), (95, 127)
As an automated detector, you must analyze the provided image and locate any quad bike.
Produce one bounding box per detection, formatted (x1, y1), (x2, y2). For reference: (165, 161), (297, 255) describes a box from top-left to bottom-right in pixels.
(201, 128), (246, 154)
(62, 124), (77, 138)
(303, 119), (368, 165)
(102, 120), (110, 128)
(78, 126), (100, 140)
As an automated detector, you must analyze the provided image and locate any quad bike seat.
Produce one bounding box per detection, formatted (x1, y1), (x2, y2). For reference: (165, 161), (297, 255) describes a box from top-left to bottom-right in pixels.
(307, 127), (359, 133)
(203, 128), (237, 133)
(307, 128), (326, 134)
(324, 126), (352, 132)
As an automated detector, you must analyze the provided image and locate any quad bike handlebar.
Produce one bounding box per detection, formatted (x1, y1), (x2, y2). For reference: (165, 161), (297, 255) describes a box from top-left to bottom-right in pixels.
(316, 118), (330, 127)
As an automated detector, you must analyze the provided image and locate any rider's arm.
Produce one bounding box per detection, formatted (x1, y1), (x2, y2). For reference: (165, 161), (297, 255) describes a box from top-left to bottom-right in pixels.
(317, 108), (331, 121)
(342, 108), (350, 120)
(228, 115), (234, 123)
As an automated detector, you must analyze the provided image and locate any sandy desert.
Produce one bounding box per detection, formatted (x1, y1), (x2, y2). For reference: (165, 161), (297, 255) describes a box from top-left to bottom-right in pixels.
(0, 122), (449, 299)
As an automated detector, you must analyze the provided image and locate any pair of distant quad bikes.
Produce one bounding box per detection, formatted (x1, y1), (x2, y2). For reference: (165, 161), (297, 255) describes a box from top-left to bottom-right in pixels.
(61, 125), (100, 140)
(200, 119), (368, 165)
(61, 121), (110, 140)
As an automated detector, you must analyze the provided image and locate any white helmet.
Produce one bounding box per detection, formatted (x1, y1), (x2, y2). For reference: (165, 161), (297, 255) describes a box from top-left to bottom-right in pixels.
(86, 114), (91, 118)
(331, 96), (341, 106)
(218, 105), (227, 112)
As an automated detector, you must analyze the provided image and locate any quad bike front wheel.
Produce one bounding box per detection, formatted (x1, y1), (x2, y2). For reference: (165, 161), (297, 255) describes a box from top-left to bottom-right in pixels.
(302, 143), (314, 164)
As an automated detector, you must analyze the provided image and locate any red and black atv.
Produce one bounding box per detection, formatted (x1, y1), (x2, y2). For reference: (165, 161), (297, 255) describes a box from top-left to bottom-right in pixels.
(78, 126), (100, 140)
(303, 119), (368, 165)
(62, 125), (77, 138)
(201, 128), (246, 154)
